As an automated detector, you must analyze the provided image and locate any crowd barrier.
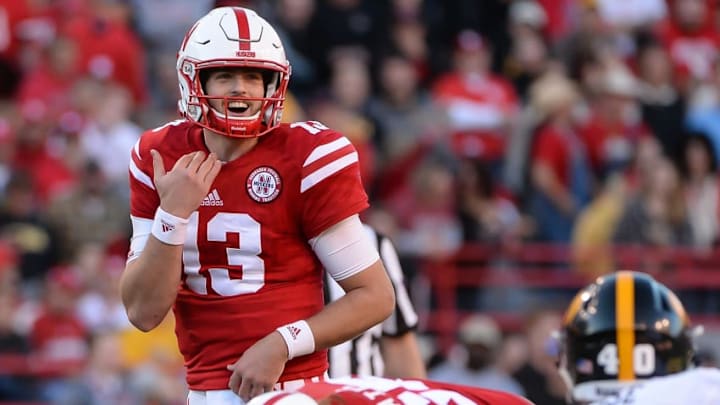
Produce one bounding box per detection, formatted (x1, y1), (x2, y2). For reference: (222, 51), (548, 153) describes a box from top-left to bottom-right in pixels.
(416, 243), (720, 352)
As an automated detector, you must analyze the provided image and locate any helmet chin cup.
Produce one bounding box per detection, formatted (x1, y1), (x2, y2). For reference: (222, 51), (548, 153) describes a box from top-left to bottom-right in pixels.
(205, 104), (264, 138)
(176, 7), (291, 138)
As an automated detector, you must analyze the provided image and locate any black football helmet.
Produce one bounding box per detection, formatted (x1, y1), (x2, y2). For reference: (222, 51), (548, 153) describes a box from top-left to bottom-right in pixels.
(559, 271), (695, 403)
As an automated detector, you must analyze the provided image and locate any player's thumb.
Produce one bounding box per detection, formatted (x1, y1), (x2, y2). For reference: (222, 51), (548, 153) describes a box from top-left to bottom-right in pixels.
(150, 149), (165, 179)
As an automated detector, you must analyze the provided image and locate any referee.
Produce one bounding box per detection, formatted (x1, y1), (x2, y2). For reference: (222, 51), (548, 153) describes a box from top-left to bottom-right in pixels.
(325, 224), (426, 378)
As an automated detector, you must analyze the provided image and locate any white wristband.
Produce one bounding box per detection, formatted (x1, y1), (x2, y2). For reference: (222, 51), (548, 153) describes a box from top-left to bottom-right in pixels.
(276, 320), (315, 360)
(151, 207), (189, 245)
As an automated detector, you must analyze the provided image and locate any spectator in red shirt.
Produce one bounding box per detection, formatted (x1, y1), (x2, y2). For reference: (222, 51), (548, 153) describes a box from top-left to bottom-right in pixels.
(15, 37), (80, 127)
(579, 65), (651, 181)
(12, 111), (77, 205)
(432, 30), (519, 164)
(0, 0), (75, 96)
(528, 71), (594, 242)
(656, 0), (720, 90)
(30, 267), (91, 403)
(61, 1), (147, 104)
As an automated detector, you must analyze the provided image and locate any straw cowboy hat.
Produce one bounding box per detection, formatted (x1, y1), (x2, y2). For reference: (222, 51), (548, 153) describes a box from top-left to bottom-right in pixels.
(529, 71), (581, 120)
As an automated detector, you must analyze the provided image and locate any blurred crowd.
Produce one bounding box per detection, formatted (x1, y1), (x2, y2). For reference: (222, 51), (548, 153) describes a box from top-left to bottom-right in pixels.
(1, 0), (720, 403)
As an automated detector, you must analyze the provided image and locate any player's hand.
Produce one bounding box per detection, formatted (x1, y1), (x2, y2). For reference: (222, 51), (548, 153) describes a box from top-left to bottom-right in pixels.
(227, 331), (289, 402)
(151, 149), (222, 218)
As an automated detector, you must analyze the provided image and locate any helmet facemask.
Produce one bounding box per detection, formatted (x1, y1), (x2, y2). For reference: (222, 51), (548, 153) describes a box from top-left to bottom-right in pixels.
(180, 61), (289, 138)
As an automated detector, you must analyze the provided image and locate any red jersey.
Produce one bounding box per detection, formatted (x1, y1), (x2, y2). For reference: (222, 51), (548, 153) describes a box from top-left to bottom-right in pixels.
(62, 15), (148, 103)
(531, 124), (579, 188)
(431, 72), (519, 160)
(30, 311), (89, 377)
(128, 120), (369, 390)
(250, 376), (535, 405)
(657, 17), (720, 82)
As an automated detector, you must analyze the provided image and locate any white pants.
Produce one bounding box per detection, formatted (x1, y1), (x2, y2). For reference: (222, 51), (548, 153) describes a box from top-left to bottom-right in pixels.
(187, 375), (325, 405)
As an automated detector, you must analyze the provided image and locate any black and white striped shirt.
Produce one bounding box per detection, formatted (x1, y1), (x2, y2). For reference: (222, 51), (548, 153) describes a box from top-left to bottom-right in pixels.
(325, 225), (419, 377)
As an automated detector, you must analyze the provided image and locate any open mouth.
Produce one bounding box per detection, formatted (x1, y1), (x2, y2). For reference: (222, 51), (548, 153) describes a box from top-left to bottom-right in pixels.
(226, 101), (250, 115)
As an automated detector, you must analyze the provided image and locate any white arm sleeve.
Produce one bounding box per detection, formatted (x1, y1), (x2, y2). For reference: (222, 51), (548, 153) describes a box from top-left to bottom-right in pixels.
(309, 214), (380, 281)
(127, 215), (152, 263)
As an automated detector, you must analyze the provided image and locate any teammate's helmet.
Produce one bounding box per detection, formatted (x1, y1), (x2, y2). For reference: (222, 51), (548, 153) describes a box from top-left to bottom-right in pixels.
(559, 271), (694, 403)
(176, 7), (290, 138)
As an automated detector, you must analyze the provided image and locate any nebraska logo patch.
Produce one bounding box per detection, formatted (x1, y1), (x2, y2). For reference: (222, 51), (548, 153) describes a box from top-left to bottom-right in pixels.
(246, 166), (282, 203)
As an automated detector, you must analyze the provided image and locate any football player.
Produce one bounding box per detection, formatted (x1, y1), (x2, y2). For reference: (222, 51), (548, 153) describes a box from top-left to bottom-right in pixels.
(558, 271), (701, 404)
(246, 375), (535, 405)
(592, 366), (720, 405)
(121, 6), (395, 405)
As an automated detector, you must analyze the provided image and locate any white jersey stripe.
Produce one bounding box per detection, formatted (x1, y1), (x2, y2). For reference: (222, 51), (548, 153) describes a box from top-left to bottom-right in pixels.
(129, 158), (155, 190)
(212, 189), (220, 200)
(380, 235), (418, 335)
(300, 152), (358, 193)
(355, 329), (374, 376)
(303, 137), (351, 167)
(133, 139), (141, 160)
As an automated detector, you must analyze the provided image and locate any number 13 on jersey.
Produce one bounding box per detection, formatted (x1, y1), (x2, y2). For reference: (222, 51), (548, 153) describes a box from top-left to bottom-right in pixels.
(182, 212), (266, 296)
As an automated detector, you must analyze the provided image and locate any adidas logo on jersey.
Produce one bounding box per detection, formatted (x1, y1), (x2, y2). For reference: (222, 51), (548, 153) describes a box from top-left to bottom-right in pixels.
(201, 189), (224, 206)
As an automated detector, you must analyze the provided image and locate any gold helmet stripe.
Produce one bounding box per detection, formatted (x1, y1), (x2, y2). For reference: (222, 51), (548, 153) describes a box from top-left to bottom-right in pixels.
(666, 289), (689, 326)
(616, 271), (635, 380)
(563, 291), (584, 325)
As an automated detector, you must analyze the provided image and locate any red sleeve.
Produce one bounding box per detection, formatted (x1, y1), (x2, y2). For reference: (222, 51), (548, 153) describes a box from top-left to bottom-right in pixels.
(532, 127), (565, 177)
(298, 130), (369, 239)
(128, 130), (160, 219)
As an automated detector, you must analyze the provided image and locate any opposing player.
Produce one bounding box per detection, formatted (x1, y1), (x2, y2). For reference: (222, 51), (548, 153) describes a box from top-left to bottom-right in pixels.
(558, 271), (699, 404)
(246, 375), (535, 405)
(120, 6), (395, 404)
(592, 366), (720, 405)
(326, 224), (426, 378)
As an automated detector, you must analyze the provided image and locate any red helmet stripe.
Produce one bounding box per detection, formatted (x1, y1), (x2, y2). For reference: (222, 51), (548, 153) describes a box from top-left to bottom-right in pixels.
(234, 8), (251, 51)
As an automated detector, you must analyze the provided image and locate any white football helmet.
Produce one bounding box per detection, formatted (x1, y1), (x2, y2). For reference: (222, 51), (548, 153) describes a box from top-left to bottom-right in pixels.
(176, 7), (291, 137)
